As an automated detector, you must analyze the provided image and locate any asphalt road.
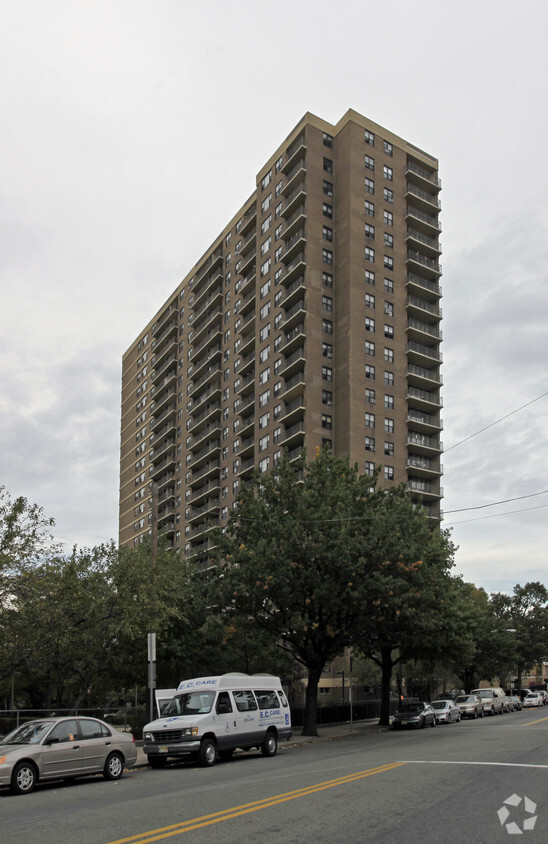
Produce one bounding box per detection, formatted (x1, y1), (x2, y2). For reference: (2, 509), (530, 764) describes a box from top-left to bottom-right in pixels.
(2, 709), (548, 843)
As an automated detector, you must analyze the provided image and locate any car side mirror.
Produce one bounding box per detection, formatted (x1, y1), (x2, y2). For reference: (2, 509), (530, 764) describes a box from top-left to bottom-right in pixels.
(45, 736), (60, 745)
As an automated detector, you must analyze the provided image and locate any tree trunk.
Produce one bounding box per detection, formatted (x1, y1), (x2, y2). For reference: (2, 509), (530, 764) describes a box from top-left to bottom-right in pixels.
(302, 664), (323, 736)
(378, 646), (394, 726)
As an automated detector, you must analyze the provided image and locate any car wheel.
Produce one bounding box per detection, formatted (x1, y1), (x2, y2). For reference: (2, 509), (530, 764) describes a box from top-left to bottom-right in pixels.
(148, 756), (167, 769)
(261, 730), (278, 757)
(11, 761), (37, 795)
(104, 751), (124, 781)
(198, 737), (217, 767)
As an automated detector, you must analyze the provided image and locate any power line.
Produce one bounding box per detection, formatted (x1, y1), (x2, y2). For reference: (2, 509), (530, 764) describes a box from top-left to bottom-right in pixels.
(444, 503), (548, 527)
(444, 390), (548, 454)
(444, 489), (548, 515)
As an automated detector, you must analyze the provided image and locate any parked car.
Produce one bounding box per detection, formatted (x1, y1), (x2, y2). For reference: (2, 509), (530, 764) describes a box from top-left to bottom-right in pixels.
(508, 695), (522, 711)
(471, 687), (505, 715)
(0, 716), (137, 795)
(523, 692), (543, 708)
(430, 700), (461, 724)
(392, 701), (436, 729)
(455, 694), (484, 719)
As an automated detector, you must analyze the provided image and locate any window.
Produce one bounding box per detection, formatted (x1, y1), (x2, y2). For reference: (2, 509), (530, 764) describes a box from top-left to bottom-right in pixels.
(384, 466), (394, 480)
(259, 411), (270, 429)
(365, 269), (375, 286)
(383, 187), (393, 203)
(384, 140), (393, 156)
(261, 193), (272, 213)
(384, 210), (393, 226)
(384, 348), (394, 363)
(365, 246), (375, 262)
(384, 441), (394, 456)
(384, 370), (394, 385)
(259, 456), (270, 474)
(365, 178), (375, 194)
(274, 267), (283, 284)
(321, 414), (332, 430)
(261, 169), (272, 190)
(365, 200), (375, 217)
(323, 132), (333, 147)
(322, 248), (333, 265)
(323, 157), (333, 173)
(365, 460), (375, 476)
(259, 344), (271, 364)
(365, 223), (375, 239)
(383, 165), (393, 181)
(384, 255), (394, 271)
(384, 324), (394, 339)
(384, 232), (393, 248)
(274, 246), (283, 263)
(260, 323), (271, 342)
(365, 364), (375, 380)
(259, 368), (270, 386)
(322, 225), (333, 242)
(365, 340), (375, 356)
(322, 295), (333, 311)
(365, 436), (375, 452)
(365, 317), (375, 332)
(322, 203), (333, 218)
(365, 293), (375, 309)
(323, 180), (333, 196)
(384, 418), (395, 433)
(275, 180), (283, 198)
(261, 258), (272, 277)
(275, 201), (283, 219)
(259, 433), (270, 452)
(364, 155), (375, 171)
(322, 318), (333, 334)
(384, 394), (394, 409)
(365, 129), (375, 145)
(275, 155), (283, 173)
(322, 389), (333, 406)
(322, 365), (333, 381)
(365, 413), (375, 429)
(275, 224), (283, 240)
(260, 279), (271, 298)
(322, 342), (333, 358)
(322, 438), (333, 451)
(274, 289), (282, 306)
(365, 388), (375, 404)
(261, 215), (271, 234)
(322, 271), (333, 288)
(384, 277), (394, 294)
(384, 301), (394, 317)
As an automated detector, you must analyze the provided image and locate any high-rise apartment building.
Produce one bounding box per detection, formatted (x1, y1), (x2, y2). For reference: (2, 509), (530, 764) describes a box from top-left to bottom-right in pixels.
(120, 109), (443, 561)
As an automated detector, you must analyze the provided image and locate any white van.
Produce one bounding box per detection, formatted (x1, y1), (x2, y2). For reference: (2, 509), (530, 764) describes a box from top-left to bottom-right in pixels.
(471, 687), (507, 715)
(143, 672), (291, 768)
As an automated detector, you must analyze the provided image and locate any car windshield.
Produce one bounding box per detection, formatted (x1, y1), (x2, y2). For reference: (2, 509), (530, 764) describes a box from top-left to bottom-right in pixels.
(477, 691), (490, 698)
(430, 702), (448, 710)
(2, 721), (54, 745)
(162, 691), (215, 716)
(400, 703), (422, 713)
(456, 696), (473, 703)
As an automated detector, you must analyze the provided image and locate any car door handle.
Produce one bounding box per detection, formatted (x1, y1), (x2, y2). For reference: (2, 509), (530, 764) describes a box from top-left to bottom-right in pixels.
(72, 745), (80, 750)
(105, 741), (112, 746)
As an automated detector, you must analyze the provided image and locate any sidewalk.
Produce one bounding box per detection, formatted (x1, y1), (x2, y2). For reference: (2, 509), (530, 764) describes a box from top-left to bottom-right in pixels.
(133, 719), (386, 767)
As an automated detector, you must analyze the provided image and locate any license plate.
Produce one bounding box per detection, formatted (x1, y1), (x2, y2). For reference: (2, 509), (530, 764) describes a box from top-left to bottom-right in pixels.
(159, 746), (168, 753)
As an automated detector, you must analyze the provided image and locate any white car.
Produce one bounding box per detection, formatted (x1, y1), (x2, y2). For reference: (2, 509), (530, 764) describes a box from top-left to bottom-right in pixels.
(523, 693), (543, 707)
(430, 700), (461, 724)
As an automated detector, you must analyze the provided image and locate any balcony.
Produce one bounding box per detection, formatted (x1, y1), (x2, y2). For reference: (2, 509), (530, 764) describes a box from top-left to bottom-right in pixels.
(282, 139), (306, 175)
(239, 250), (256, 279)
(150, 451), (176, 481)
(151, 403), (177, 433)
(153, 303), (178, 338)
(239, 415), (255, 438)
(189, 459), (221, 487)
(282, 230), (306, 264)
(152, 354), (177, 386)
(152, 338), (178, 373)
(280, 396), (305, 425)
(239, 351), (255, 378)
(407, 341), (442, 367)
(282, 275), (306, 309)
(188, 478), (220, 506)
(152, 319), (178, 357)
(405, 183), (441, 214)
(281, 371), (305, 402)
(406, 432), (443, 455)
(407, 409), (443, 434)
(283, 420), (305, 448)
(152, 387), (177, 416)
(280, 348), (305, 379)
(282, 184), (307, 219)
(281, 324), (306, 355)
(238, 457), (255, 479)
(282, 253), (306, 285)
(192, 286), (223, 329)
(191, 310), (223, 350)
(406, 273), (442, 302)
(240, 204), (257, 237)
(192, 250), (223, 297)
(281, 299), (306, 333)
(150, 370), (177, 398)
(406, 456), (443, 479)
(406, 160), (441, 190)
(235, 370), (255, 398)
(282, 160), (307, 198)
(406, 206), (442, 236)
(407, 318), (442, 343)
(187, 499), (220, 526)
(283, 206), (306, 241)
(407, 385), (442, 412)
(240, 229), (257, 258)
(188, 362), (222, 399)
(239, 270), (256, 298)
(239, 393), (256, 418)
(239, 288), (256, 317)
(406, 295), (442, 322)
(192, 345), (222, 383)
(406, 250), (442, 280)
(407, 479), (443, 501)
(190, 423), (222, 455)
(152, 437), (176, 463)
(407, 363), (443, 389)
(406, 228), (441, 257)
(191, 382), (222, 416)
(239, 309), (256, 338)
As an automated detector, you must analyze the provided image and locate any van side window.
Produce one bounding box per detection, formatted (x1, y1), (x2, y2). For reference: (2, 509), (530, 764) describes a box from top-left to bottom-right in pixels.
(278, 690), (288, 707)
(216, 692), (233, 714)
(255, 690), (280, 709)
(233, 690), (258, 712)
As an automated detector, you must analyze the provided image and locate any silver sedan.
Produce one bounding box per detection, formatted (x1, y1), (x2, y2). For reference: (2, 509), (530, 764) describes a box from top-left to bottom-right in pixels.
(0, 716), (137, 795)
(430, 699), (461, 724)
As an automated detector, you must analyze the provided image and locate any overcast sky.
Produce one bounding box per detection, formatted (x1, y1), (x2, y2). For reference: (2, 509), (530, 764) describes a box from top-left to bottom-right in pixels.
(1, 0), (547, 595)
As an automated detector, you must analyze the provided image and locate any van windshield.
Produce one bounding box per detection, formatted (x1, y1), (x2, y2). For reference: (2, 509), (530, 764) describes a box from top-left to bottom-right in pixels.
(162, 692), (215, 716)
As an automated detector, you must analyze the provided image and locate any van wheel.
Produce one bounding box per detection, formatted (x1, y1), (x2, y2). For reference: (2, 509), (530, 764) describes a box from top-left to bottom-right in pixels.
(199, 737), (217, 767)
(261, 730), (278, 757)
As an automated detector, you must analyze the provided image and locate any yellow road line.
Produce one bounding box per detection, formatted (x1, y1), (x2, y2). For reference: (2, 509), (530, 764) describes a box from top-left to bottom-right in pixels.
(107, 761), (406, 844)
(524, 714), (548, 725)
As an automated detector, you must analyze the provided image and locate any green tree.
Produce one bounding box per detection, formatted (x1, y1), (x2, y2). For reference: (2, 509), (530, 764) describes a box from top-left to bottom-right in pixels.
(490, 582), (548, 691)
(214, 449), (384, 735)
